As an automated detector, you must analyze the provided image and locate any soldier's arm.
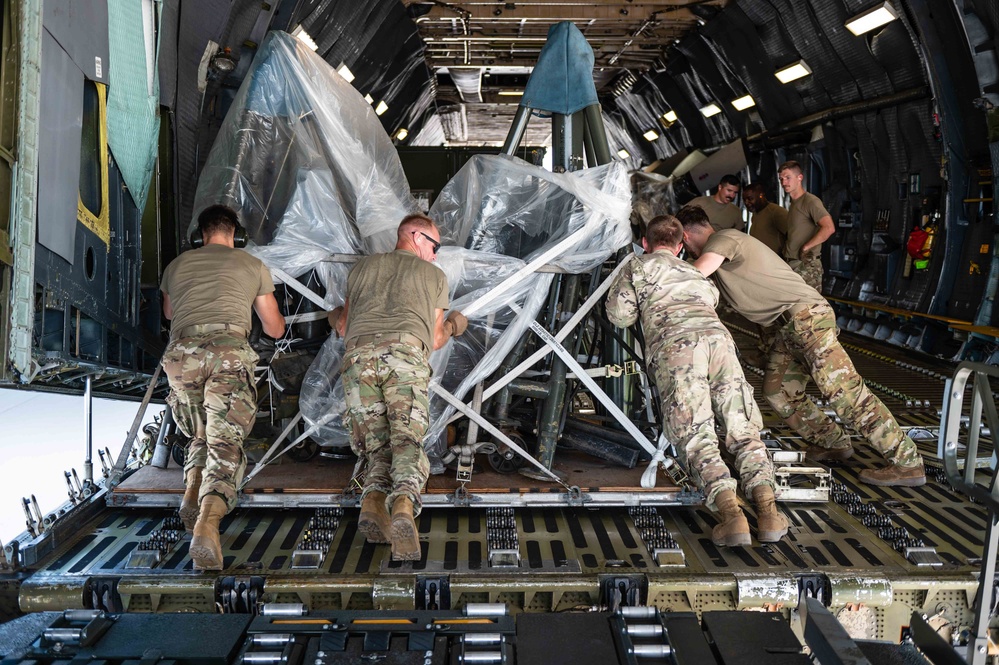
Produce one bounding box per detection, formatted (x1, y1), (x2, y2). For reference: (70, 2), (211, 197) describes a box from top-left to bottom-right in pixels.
(336, 299), (349, 338)
(432, 309), (448, 350)
(254, 293), (286, 338)
(693, 252), (726, 278)
(162, 291), (173, 320)
(801, 214), (835, 258)
(605, 264), (639, 328)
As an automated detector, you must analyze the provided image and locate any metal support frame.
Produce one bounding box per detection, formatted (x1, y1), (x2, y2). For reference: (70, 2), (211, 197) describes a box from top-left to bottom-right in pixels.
(8, 0), (41, 379)
(939, 361), (999, 665)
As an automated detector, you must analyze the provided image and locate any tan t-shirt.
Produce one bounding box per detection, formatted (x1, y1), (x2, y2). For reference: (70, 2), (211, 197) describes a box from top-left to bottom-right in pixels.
(345, 250), (449, 352)
(785, 191), (830, 267)
(161, 244), (274, 334)
(749, 202), (788, 257)
(688, 195), (745, 232)
(703, 230), (825, 325)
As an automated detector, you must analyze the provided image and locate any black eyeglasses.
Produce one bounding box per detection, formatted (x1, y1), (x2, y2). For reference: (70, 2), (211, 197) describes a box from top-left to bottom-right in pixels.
(414, 231), (441, 254)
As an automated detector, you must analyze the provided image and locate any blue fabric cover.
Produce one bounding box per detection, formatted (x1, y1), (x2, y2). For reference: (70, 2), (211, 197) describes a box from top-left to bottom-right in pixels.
(521, 21), (598, 115)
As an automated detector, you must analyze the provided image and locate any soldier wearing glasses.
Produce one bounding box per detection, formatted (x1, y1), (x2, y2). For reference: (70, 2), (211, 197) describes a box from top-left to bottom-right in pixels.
(328, 214), (467, 560)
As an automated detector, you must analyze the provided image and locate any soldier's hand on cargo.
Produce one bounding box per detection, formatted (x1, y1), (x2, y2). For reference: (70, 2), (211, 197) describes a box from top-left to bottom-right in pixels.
(327, 306), (345, 336)
(444, 310), (468, 337)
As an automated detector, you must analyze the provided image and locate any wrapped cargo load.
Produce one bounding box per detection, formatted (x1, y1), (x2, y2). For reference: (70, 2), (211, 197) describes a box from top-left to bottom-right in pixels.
(193, 30), (631, 470)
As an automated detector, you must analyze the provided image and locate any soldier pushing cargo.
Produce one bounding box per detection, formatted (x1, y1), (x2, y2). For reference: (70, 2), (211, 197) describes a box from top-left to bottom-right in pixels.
(329, 214), (467, 561)
(160, 205), (286, 570)
(605, 215), (788, 547)
(676, 205), (926, 487)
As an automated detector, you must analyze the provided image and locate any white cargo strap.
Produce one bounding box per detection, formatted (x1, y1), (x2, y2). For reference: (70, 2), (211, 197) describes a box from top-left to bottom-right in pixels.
(270, 266), (328, 309)
(430, 382), (572, 491)
(640, 449), (668, 489)
(444, 259), (629, 428)
(510, 303), (672, 488)
(240, 411), (310, 488)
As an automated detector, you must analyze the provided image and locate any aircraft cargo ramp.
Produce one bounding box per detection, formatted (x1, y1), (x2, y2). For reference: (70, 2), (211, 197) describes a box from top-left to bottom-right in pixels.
(3, 325), (996, 664)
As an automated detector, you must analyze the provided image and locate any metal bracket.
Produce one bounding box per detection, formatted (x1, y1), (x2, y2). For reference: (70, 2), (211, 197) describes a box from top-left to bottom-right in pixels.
(452, 484), (472, 507)
(216, 575), (265, 615)
(797, 573), (830, 606)
(600, 576), (645, 612)
(416, 576), (451, 610)
(84, 577), (123, 614)
(623, 360), (641, 375)
(1, 539), (17, 571)
(566, 485), (585, 506)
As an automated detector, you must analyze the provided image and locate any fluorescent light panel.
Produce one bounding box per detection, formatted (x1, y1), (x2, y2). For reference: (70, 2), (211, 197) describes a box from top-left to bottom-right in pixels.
(291, 25), (318, 51)
(643, 129), (659, 141)
(617, 149), (630, 159)
(336, 63), (354, 83)
(497, 90), (523, 96)
(845, 2), (898, 36)
(364, 93), (374, 104)
(395, 128), (409, 141)
(775, 60), (812, 84)
(663, 110), (677, 123)
(375, 100), (389, 116)
(731, 95), (755, 111)
(699, 103), (722, 118)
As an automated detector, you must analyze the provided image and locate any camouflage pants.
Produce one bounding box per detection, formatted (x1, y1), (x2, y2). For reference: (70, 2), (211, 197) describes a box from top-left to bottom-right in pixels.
(793, 256), (823, 292)
(651, 331), (775, 512)
(162, 332), (259, 512)
(342, 340), (431, 516)
(763, 303), (921, 466)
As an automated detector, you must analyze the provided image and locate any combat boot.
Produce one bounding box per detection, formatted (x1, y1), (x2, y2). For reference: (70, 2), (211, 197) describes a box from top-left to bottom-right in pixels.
(390, 496), (422, 561)
(358, 491), (391, 544)
(711, 490), (751, 548)
(805, 444), (854, 462)
(858, 462), (926, 487)
(179, 467), (203, 534)
(190, 495), (227, 571)
(752, 485), (789, 543)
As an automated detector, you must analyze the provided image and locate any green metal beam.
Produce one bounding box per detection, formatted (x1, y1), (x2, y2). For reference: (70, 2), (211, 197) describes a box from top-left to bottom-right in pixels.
(8, 0), (41, 381)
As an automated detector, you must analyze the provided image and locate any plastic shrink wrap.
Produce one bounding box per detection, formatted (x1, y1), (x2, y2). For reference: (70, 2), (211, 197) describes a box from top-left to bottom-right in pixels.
(302, 154), (632, 467)
(192, 30), (417, 288)
(193, 31), (632, 471)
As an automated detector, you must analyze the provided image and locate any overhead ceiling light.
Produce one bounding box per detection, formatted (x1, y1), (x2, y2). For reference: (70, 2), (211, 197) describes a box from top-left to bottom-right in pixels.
(643, 129), (659, 141)
(290, 25), (318, 51)
(336, 63), (355, 83)
(845, 2), (898, 36)
(375, 100), (389, 116)
(775, 59), (812, 84)
(617, 148), (630, 159)
(497, 90), (523, 96)
(731, 95), (756, 111)
(364, 93), (374, 104)
(699, 103), (722, 118)
(395, 128), (409, 141)
(663, 110), (678, 123)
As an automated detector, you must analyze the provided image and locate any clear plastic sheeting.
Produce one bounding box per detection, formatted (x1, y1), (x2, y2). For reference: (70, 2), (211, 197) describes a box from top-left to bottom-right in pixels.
(300, 154), (632, 467)
(631, 172), (678, 230)
(192, 30), (418, 283)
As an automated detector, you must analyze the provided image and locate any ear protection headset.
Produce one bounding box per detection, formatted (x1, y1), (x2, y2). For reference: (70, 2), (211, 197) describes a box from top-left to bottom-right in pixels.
(190, 205), (248, 248)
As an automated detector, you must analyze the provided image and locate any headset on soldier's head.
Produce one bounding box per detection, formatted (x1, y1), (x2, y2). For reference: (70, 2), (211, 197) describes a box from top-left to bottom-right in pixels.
(190, 204), (248, 249)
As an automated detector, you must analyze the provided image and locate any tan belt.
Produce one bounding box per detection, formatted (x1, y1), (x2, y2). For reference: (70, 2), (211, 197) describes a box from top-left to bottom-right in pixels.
(174, 323), (249, 340)
(345, 332), (429, 354)
(776, 303), (810, 327)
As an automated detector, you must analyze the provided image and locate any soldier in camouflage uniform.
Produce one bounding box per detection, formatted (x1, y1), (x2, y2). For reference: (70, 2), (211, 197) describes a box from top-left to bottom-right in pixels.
(678, 205), (926, 487)
(330, 214), (467, 561)
(606, 215), (787, 547)
(161, 205), (286, 570)
(778, 160), (836, 292)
